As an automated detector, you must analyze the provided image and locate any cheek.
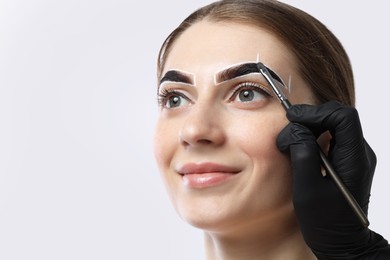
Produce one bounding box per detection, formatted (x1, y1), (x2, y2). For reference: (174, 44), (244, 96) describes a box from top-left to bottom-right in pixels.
(231, 112), (288, 160)
(153, 119), (181, 205)
(231, 113), (292, 189)
(153, 120), (175, 175)
(227, 113), (294, 212)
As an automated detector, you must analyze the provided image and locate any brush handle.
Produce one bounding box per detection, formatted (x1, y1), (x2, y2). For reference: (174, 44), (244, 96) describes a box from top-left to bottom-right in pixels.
(281, 99), (292, 109)
(318, 147), (369, 227)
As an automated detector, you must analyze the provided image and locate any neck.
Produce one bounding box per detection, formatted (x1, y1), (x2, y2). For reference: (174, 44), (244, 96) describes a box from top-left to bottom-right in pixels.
(203, 212), (316, 260)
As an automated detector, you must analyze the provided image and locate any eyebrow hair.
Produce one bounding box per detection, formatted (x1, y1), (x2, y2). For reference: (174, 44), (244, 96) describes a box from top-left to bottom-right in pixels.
(159, 70), (194, 85)
(216, 62), (284, 86)
(215, 63), (260, 84)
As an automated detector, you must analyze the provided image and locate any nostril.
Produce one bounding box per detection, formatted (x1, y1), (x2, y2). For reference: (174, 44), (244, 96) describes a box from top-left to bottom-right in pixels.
(180, 138), (212, 147)
(198, 139), (212, 145)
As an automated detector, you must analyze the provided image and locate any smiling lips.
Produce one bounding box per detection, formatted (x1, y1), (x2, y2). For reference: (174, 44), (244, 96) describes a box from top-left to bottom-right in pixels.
(177, 162), (240, 188)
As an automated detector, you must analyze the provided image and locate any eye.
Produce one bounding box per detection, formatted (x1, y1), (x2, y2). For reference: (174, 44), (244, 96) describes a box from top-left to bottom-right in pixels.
(230, 82), (271, 103)
(158, 89), (191, 109)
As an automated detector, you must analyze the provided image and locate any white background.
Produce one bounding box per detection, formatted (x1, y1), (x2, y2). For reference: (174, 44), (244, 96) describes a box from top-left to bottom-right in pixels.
(0, 1), (389, 259)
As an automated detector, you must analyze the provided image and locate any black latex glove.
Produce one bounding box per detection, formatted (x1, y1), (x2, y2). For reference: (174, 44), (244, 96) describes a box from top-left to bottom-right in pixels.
(277, 101), (390, 259)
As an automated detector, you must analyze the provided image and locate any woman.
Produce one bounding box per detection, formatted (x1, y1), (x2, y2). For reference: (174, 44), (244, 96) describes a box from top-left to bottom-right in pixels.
(153, 0), (390, 259)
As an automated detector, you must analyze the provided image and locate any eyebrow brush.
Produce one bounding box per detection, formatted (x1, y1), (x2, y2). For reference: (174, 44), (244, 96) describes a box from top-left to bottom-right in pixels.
(256, 62), (369, 228)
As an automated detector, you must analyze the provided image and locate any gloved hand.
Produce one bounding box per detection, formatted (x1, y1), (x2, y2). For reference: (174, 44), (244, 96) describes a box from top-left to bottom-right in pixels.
(277, 101), (390, 259)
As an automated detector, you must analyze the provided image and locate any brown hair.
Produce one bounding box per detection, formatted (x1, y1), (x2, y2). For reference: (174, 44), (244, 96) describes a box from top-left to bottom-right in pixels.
(157, 0), (355, 106)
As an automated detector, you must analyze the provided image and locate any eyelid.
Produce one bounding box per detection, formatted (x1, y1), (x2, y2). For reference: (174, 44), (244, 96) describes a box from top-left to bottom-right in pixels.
(228, 81), (272, 101)
(217, 73), (272, 91)
(158, 81), (194, 93)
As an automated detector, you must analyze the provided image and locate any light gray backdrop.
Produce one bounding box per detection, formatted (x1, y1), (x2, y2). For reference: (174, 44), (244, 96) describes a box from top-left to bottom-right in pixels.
(0, 1), (388, 259)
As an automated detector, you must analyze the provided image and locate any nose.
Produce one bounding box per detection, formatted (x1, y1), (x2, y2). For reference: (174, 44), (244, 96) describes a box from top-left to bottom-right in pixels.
(179, 102), (225, 148)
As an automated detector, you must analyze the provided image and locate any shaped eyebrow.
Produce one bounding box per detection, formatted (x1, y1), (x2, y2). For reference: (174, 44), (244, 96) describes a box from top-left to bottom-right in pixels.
(215, 63), (260, 84)
(215, 62), (284, 85)
(159, 70), (194, 85)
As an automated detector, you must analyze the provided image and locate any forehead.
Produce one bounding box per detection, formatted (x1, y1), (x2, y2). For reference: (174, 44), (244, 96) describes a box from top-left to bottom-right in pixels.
(163, 21), (297, 77)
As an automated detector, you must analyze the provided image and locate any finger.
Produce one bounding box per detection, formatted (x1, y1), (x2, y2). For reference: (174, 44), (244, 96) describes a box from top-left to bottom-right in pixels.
(286, 101), (368, 182)
(286, 101), (364, 148)
(285, 101), (343, 137)
(277, 123), (337, 208)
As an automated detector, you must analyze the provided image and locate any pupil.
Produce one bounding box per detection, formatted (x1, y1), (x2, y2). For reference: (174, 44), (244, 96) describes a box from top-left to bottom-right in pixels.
(240, 90), (254, 101)
(170, 96), (180, 107)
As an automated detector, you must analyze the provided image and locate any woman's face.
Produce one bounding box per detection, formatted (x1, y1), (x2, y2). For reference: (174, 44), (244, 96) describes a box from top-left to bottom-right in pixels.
(154, 21), (314, 232)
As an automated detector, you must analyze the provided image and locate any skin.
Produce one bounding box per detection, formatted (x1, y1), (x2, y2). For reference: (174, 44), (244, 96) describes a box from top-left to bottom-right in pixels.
(154, 21), (317, 260)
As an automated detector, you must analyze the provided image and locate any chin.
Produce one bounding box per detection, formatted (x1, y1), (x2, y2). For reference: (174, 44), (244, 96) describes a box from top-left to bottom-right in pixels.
(174, 198), (250, 233)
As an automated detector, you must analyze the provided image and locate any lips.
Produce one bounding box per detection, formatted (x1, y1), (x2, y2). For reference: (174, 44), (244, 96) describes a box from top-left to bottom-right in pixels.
(177, 162), (240, 188)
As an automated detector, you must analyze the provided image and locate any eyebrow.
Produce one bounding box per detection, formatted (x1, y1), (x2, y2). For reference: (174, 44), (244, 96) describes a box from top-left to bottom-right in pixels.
(159, 70), (194, 85)
(215, 63), (261, 84)
(215, 62), (285, 87)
